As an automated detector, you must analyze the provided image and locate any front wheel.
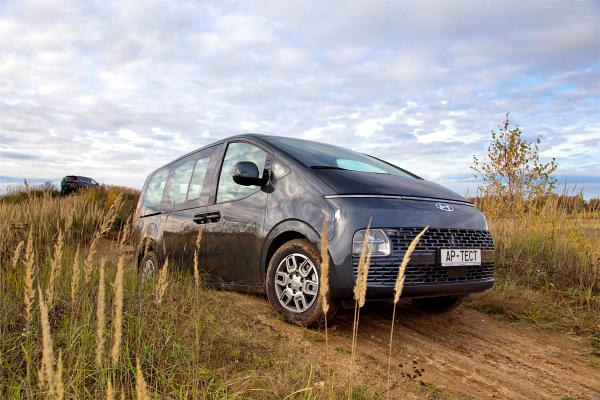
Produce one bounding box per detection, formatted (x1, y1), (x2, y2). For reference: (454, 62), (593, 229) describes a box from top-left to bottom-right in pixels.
(411, 296), (464, 312)
(266, 239), (339, 327)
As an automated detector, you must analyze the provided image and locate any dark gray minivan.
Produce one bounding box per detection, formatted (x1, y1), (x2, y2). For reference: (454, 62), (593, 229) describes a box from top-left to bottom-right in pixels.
(133, 135), (494, 326)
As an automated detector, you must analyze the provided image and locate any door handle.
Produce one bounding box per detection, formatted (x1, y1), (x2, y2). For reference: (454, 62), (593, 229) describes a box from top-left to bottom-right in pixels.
(193, 212), (221, 224)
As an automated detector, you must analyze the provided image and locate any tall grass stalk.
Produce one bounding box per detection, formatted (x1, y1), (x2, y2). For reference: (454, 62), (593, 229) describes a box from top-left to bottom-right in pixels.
(155, 258), (169, 304)
(24, 229), (35, 330)
(319, 212), (331, 396)
(70, 245), (80, 304)
(11, 240), (24, 269)
(349, 220), (372, 400)
(111, 256), (125, 381)
(194, 226), (204, 291)
(38, 287), (57, 397)
(96, 260), (106, 372)
(136, 358), (150, 400)
(46, 229), (64, 306)
(386, 226), (428, 399)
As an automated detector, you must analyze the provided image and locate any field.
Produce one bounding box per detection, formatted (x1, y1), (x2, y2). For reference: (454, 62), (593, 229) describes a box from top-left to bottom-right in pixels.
(1, 184), (599, 399)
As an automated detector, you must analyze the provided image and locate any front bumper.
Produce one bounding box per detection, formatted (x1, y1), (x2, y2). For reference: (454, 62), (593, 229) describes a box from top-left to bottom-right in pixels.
(323, 197), (495, 299)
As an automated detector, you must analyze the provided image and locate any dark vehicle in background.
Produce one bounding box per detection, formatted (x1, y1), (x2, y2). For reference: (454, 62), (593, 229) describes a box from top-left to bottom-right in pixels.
(64, 175), (99, 195)
(133, 135), (495, 326)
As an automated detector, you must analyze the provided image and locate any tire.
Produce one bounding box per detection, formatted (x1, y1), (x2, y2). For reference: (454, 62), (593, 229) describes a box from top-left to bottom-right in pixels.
(266, 238), (339, 327)
(411, 296), (464, 312)
(140, 251), (159, 282)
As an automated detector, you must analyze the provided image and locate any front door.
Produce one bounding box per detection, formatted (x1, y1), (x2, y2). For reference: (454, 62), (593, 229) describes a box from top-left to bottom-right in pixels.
(204, 141), (272, 287)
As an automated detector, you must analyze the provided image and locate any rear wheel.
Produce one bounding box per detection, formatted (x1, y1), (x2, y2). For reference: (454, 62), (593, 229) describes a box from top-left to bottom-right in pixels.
(411, 296), (464, 312)
(140, 251), (158, 282)
(266, 238), (339, 327)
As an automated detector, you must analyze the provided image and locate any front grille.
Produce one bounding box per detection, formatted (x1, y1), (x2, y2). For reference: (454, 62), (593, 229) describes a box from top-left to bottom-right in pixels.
(353, 227), (495, 286)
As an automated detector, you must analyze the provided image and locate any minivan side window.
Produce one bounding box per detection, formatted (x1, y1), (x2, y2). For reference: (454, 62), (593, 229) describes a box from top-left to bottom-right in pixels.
(187, 157), (211, 201)
(216, 142), (267, 203)
(143, 169), (170, 208)
(169, 160), (196, 206)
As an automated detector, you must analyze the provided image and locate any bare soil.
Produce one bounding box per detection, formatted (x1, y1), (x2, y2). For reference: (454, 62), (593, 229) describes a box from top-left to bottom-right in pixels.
(226, 292), (599, 400)
(98, 237), (599, 399)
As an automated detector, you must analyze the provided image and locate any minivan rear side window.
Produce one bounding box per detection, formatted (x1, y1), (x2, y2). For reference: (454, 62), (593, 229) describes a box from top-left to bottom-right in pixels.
(143, 169), (170, 208)
(216, 142), (267, 203)
(187, 157), (211, 201)
(169, 160), (196, 206)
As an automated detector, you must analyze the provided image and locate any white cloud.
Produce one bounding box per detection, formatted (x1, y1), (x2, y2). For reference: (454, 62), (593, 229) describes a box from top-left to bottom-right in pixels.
(0, 0), (598, 198)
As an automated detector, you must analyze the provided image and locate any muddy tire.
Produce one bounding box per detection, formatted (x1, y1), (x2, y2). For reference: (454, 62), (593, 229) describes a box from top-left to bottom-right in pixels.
(266, 238), (339, 327)
(140, 251), (159, 281)
(411, 296), (464, 312)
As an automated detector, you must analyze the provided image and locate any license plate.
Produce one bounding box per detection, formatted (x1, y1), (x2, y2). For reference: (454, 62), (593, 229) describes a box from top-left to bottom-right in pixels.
(440, 249), (481, 266)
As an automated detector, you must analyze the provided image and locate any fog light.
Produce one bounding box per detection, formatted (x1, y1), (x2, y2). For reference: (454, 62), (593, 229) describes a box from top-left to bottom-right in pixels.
(352, 229), (391, 257)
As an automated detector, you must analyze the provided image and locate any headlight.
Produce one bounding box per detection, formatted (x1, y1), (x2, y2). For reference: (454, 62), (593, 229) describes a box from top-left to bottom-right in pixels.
(352, 229), (391, 257)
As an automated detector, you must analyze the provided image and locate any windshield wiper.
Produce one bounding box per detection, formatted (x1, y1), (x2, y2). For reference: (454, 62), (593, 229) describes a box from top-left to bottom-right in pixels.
(310, 166), (346, 170)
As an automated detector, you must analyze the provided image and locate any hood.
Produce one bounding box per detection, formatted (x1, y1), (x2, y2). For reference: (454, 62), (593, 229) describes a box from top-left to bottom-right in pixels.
(316, 169), (467, 202)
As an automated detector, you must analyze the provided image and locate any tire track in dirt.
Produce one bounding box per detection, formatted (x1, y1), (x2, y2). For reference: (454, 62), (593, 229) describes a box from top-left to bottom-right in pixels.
(231, 292), (600, 400)
(101, 239), (598, 399)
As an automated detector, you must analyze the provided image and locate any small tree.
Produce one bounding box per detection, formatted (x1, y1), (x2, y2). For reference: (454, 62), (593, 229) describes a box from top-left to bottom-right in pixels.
(471, 113), (558, 212)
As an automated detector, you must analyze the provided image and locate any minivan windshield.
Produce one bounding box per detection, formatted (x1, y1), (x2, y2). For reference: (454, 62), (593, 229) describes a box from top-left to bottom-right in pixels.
(265, 138), (415, 178)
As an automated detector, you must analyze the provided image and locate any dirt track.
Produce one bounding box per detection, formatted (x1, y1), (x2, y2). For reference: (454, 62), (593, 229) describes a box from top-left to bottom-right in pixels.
(98, 238), (599, 399)
(229, 292), (599, 400)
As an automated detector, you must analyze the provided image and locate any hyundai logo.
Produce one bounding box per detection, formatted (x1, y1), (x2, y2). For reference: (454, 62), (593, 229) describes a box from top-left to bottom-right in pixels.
(436, 203), (454, 211)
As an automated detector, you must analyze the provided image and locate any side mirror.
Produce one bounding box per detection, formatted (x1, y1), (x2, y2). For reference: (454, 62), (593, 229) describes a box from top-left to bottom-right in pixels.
(232, 161), (269, 187)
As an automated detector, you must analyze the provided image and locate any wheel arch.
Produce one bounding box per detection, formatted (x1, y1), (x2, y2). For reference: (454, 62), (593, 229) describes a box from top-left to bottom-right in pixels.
(260, 219), (340, 295)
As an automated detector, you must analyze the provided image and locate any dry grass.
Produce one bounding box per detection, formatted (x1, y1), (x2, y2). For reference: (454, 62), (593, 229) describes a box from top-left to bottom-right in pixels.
(3, 182), (598, 398)
(468, 192), (600, 351)
(472, 193), (599, 292)
(3, 186), (419, 399)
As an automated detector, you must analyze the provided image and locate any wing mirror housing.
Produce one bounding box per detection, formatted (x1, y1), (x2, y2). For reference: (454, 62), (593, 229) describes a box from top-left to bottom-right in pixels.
(232, 161), (269, 187)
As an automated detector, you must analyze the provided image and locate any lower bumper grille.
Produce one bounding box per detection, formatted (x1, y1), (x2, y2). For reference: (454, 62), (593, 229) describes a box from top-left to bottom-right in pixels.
(358, 263), (494, 285)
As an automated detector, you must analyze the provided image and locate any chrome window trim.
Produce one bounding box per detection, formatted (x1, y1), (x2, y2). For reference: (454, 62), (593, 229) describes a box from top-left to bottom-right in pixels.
(322, 194), (474, 207)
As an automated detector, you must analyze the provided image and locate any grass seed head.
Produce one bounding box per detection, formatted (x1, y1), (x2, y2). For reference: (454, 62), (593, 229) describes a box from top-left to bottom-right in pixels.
(359, 242), (374, 308)
(394, 226), (429, 304)
(38, 287), (55, 396)
(84, 234), (99, 285)
(119, 215), (133, 250)
(111, 256), (125, 367)
(107, 378), (114, 400)
(56, 350), (64, 400)
(11, 240), (25, 269)
(46, 229), (64, 306)
(71, 245), (81, 304)
(96, 260), (106, 370)
(24, 229), (36, 328)
(136, 358), (150, 400)
(353, 219), (372, 306)
(320, 211), (330, 314)
(155, 257), (169, 304)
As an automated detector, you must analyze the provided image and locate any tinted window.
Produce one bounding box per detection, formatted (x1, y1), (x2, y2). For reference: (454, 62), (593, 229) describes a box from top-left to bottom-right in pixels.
(188, 157), (211, 201)
(91, 179), (98, 185)
(66, 176), (77, 181)
(169, 160), (195, 206)
(265, 138), (414, 178)
(217, 142), (267, 203)
(143, 169), (169, 208)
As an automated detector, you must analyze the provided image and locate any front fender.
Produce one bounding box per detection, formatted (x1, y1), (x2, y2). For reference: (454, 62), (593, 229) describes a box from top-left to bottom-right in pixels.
(260, 219), (341, 297)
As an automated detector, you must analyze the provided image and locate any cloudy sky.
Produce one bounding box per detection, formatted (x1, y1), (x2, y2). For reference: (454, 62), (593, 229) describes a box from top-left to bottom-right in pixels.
(1, 0), (599, 199)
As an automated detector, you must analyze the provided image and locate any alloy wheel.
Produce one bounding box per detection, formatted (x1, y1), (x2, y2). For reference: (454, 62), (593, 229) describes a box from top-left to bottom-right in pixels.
(274, 253), (319, 313)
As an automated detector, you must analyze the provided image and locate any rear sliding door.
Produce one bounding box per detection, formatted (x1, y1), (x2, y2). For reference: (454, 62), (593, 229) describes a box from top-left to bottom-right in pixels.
(163, 145), (222, 272)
